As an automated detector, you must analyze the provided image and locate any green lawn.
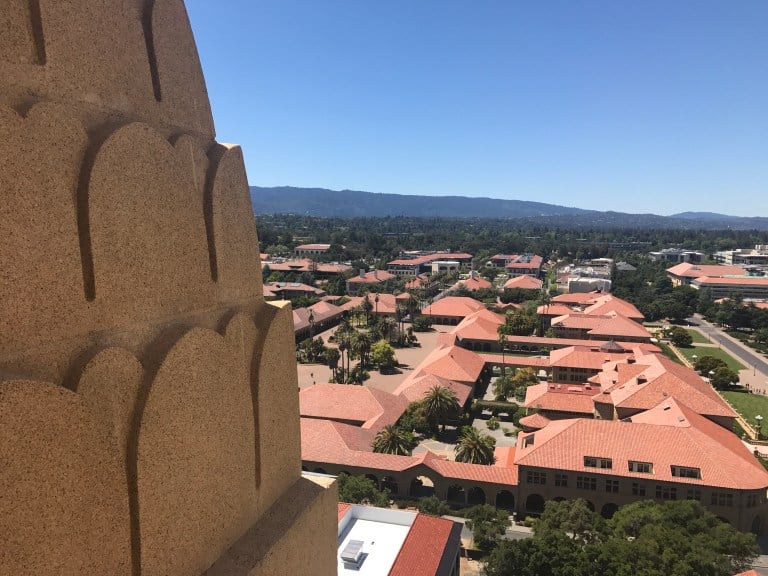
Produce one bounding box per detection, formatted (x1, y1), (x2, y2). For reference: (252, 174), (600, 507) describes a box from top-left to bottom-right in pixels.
(685, 329), (709, 345)
(675, 345), (745, 372)
(658, 342), (683, 365)
(721, 391), (768, 433)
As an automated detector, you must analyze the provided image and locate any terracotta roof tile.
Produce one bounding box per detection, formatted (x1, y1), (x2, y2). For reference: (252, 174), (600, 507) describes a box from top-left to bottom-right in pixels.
(504, 275), (543, 290)
(394, 374), (473, 407)
(412, 344), (485, 384)
(666, 262), (746, 278)
(524, 382), (600, 414)
(300, 384), (408, 431)
(389, 514), (458, 576)
(421, 296), (486, 318)
(514, 398), (768, 489)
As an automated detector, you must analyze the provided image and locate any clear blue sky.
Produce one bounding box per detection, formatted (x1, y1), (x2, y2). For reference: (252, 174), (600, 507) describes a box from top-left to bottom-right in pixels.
(186, 1), (768, 217)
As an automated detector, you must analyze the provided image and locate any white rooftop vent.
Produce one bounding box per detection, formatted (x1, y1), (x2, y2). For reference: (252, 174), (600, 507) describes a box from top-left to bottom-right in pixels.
(341, 539), (365, 568)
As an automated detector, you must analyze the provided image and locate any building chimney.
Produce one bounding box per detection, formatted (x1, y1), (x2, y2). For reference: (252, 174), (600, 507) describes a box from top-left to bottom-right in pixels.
(359, 269), (366, 278)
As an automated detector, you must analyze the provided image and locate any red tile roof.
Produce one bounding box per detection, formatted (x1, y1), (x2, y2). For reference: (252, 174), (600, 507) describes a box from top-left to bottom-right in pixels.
(389, 514), (458, 576)
(504, 276), (543, 290)
(394, 373), (473, 407)
(515, 398), (768, 489)
(413, 344), (485, 384)
(666, 262), (746, 278)
(551, 312), (652, 340)
(519, 413), (551, 430)
(594, 352), (736, 419)
(421, 296), (486, 318)
(536, 303), (574, 316)
(295, 243), (333, 250)
(548, 346), (632, 369)
(264, 258), (352, 274)
(694, 276), (768, 287)
(300, 384), (408, 431)
(337, 502), (352, 521)
(503, 335), (660, 353)
(524, 382), (600, 414)
(452, 276), (493, 292)
(347, 270), (397, 284)
(388, 253), (472, 267)
(552, 292), (602, 304)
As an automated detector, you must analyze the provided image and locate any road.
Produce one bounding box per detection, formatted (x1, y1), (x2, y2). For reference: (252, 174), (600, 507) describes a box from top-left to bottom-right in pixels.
(692, 315), (768, 381)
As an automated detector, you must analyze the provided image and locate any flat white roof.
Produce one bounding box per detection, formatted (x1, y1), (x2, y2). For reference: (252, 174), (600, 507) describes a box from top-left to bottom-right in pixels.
(337, 506), (415, 576)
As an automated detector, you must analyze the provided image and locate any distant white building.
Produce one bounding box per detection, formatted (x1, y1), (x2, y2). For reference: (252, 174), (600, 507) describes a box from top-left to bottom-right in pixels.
(713, 245), (768, 266)
(649, 248), (705, 264)
(568, 277), (612, 293)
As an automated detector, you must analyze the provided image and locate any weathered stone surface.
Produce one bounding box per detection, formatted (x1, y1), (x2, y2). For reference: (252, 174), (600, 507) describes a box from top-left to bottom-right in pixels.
(150, 0), (214, 134)
(0, 380), (131, 575)
(87, 122), (212, 323)
(137, 327), (257, 576)
(0, 103), (88, 379)
(76, 347), (144, 474)
(208, 143), (264, 300)
(253, 301), (302, 511)
(1, 2), (337, 574)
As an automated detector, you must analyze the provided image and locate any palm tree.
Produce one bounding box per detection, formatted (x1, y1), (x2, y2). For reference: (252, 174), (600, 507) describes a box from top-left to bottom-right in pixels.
(423, 385), (460, 433)
(454, 427), (496, 465)
(326, 347), (340, 382)
(352, 331), (372, 368)
(372, 425), (414, 456)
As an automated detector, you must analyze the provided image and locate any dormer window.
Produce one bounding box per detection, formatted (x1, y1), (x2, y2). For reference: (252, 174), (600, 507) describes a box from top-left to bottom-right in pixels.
(584, 456), (612, 469)
(671, 465), (701, 479)
(628, 461), (653, 474)
(522, 434), (535, 448)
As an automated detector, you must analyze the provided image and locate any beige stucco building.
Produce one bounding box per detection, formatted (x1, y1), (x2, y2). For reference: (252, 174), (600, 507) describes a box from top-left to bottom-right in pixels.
(0, 2), (336, 574)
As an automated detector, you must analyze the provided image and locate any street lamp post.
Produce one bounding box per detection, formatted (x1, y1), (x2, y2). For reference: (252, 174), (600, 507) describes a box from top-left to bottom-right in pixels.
(756, 415), (763, 439)
(708, 370), (715, 387)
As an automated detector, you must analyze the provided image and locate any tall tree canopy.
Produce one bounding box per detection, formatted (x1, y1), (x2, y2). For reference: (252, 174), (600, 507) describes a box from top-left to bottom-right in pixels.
(484, 499), (758, 576)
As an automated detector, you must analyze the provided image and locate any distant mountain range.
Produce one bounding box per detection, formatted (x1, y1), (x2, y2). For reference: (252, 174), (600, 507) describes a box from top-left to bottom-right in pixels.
(249, 186), (768, 230)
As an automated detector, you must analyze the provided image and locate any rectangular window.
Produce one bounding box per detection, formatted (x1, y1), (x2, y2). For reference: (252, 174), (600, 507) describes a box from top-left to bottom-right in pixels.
(527, 471), (547, 485)
(584, 456), (612, 469)
(710, 492), (734, 507)
(628, 461), (653, 474)
(671, 466), (701, 479)
(555, 473), (568, 487)
(632, 482), (646, 497)
(576, 476), (597, 491)
(605, 479), (620, 493)
(686, 489), (701, 501)
(655, 485), (677, 500)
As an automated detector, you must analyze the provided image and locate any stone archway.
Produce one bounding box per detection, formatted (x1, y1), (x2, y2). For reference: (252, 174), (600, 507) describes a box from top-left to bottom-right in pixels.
(601, 503), (618, 519)
(751, 515), (762, 534)
(525, 493), (545, 514)
(584, 500), (595, 512)
(447, 484), (466, 505)
(468, 486), (486, 506)
(409, 475), (435, 498)
(496, 490), (515, 510)
(381, 476), (399, 495)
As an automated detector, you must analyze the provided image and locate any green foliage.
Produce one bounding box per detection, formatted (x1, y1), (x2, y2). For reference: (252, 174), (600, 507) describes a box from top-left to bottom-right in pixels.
(693, 355), (727, 375)
(667, 325), (693, 347)
(483, 499), (758, 576)
(423, 385), (460, 433)
(398, 400), (431, 434)
(473, 399), (518, 417)
(417, 495), (450, 517)
(710, 365), (739, 389)
(412, 315), (433, 332)
(464, 504), (511, 551)
(492, 376), (516, 401)
(336, 473), (389, 507)
(371, 424), (415, 456)
(486, 416), (500, 430)
(502, 308), (538, 336)
(454, 426), (496, 465)
(370, 339), (397, 370)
